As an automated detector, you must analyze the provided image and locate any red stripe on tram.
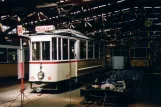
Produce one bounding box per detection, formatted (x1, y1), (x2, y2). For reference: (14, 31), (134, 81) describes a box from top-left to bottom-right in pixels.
(29, 60), (78, 64)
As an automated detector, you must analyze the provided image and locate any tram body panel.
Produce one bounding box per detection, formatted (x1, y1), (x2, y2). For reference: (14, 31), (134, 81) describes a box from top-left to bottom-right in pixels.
(0, 63), (29, 78)
(30, 35), (51, 42)
(0, 63), (17, 77)
(78, 59), (105, 76)
(130, 59), (149, 67)
(29, 62), (77, 82)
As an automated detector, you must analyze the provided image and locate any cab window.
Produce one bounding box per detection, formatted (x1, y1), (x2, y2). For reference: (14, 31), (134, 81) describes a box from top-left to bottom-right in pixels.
(32, 42), (40, 60)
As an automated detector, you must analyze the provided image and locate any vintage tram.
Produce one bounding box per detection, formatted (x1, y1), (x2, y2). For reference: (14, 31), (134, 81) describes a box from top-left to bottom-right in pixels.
(129, 47), (151, 68)
(29, 28), (106, 91)
(0, 34), (29, 78)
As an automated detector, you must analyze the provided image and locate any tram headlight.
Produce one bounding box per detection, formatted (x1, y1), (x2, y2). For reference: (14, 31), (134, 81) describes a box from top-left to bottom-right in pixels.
(37, 71), (45, 80)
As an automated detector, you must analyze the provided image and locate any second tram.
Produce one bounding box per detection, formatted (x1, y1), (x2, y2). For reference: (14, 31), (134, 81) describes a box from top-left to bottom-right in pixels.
(0, 34), (29, 78)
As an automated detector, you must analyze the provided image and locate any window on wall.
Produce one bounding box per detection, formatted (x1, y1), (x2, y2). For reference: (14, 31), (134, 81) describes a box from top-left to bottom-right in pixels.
(95, 43), (99, 58)
(88, 42), (93, 58)
(100, 44), (104, 58)
(8, 49), (17, 62)
(42, 41), (50, 60)
(52, 38), (57, 60)
(63, 38), (68, 60)
(32, 42), (40, 60)
(0, 48), (7, 62)
(70, 40), (75, 59)
(80, 41), (86, 59)
(58, 38), (61, 60)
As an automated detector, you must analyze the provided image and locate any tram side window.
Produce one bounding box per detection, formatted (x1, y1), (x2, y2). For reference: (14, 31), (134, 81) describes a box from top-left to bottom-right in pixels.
(32, 42), (40, 60)
(0, 48), (7, 62)
(70, 40), (75, 59)
(100, 44), (104, 58)
(58, 38), (61, 60)
(135, 48), (147, 57)
(63, 38), (68, 60)
(88, 42), (93, 58)
(112, 49), (120, 56)
(24, 49), (29, 62)
(42, 41), (50, 60)
(52, 38), (57, 60)
(80, 41), (86, 59)
(130, 49), (135, 57)
(95, 43), (99, 58)
(121, 49), (128, 56)
(8, 49), (17, 62)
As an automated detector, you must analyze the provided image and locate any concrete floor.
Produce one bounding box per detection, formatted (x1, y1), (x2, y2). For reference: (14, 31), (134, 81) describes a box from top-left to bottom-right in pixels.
(0, 74), (161, 107)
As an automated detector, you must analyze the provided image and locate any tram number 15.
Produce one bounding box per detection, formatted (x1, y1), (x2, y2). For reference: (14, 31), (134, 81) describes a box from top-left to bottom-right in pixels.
(31, 76), (35, 80)
(48, 77), (51, 80)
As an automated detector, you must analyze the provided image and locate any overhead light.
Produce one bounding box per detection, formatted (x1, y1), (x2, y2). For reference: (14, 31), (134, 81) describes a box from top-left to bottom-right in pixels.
(36, 3), (58, 8)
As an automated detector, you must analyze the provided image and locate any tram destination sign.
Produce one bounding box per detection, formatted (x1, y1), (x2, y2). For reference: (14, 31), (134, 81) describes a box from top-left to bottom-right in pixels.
(35, 25), (55, 32)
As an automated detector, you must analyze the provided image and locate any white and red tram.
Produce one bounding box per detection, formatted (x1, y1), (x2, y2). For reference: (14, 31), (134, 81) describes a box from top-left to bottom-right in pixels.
(29, 28), (106, 91)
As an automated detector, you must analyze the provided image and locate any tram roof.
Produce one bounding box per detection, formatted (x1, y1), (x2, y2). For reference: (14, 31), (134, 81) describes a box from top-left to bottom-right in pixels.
(54, 29), (93, 40)
(29, 29), (95, 40)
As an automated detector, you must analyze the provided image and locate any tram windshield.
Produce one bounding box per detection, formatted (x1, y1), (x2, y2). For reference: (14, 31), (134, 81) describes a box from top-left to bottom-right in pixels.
(42, 41), (50, 60)
(130, 48), (149, 58)
(32, 42), (40, 60)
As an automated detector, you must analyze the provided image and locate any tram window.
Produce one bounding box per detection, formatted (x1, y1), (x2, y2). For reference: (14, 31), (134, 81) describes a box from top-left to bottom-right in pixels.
(80, 41), (86, 59)
(52, 38), (57, 60)
(88, 42), (93, 58)
(42, 41), (50, 60)
(95, 43), (99, 58)
(121, 49), (127, 56)
(112, 49), (120, 56)
(63, 38), (68, 60)
(70, 40), (75, 59)
(135, 48), (147, 57)
(100, 44), (104, 58)
(32, 42), (40, 60)
(58, 38), (61, 60)
(0, 48), (7, 62)
(24, 49), (29, 62)
(8, 49), (17, 62)
(130, 49), (135, 57)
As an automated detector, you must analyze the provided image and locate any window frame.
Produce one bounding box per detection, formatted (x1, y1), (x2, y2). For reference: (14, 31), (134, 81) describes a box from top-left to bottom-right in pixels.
(51, 36), (77, 61)
(0, 48), (8, 63)
(31, 42), (41, 61)
(62, 38), (69, 60)
(69, 39), (76, 60)
(79, 40), (87, 60)
(94, 42), (100, 59)
(130, 47), (149, 58)
(42, 41), (50, 61)
(87, 41), (94, 59)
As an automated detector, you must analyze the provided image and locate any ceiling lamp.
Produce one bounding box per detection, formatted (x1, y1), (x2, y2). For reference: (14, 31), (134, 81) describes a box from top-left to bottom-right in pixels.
(36, 3), (58, 8)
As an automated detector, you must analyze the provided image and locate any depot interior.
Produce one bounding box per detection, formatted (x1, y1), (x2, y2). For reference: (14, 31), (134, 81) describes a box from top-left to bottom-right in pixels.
(0, 0), (161, 106)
